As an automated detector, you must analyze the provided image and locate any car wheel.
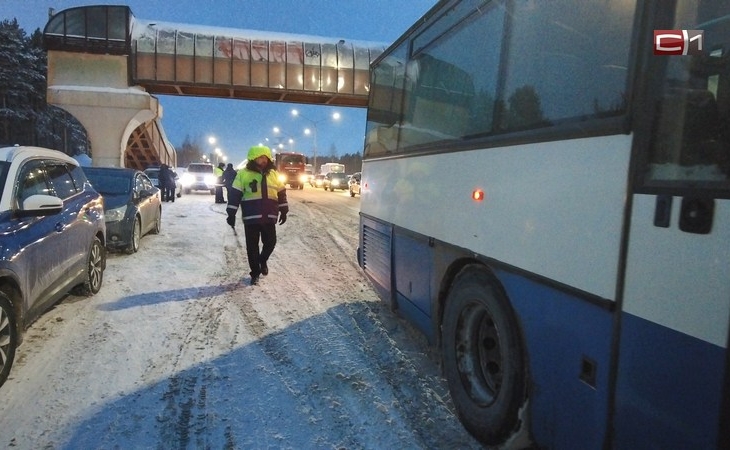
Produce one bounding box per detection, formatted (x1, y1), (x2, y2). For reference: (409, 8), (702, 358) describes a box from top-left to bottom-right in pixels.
(350, 189), (355, 197)
(210, 188), (215, 195)
(126, 217), (141, 254)
(441, 265), (526, 446)
(72, 236), (105, 296)
(184, 188), (190, 195)
(0, 292), (18, 388)
(150, 208), (161, 235)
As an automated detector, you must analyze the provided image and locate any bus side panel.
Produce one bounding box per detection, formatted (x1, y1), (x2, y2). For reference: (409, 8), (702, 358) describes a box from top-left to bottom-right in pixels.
(359, 135), (632, 302)
(619, 195), (729, 447)
(363, 213), (616, 447)
(393, 230), (433, 340)
(497, 270), (613, 449)
(614, 313), (724, 449)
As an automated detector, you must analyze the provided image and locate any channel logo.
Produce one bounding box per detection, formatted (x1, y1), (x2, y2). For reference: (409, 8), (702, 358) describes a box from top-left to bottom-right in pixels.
(654, 30), (704, 55)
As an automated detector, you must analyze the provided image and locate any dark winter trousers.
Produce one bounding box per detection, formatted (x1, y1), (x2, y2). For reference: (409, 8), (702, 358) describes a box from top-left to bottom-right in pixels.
(244, 223), (277, 277)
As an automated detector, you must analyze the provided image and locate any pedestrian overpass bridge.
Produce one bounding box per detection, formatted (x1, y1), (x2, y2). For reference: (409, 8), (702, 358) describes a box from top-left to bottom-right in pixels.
(43, 5), (386, 168)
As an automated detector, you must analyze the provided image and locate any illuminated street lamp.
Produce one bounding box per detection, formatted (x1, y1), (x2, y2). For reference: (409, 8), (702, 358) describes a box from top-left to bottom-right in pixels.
(291, 109), (340, 173)
(208, 136), (226, 165)
(272, 127), (296, 152)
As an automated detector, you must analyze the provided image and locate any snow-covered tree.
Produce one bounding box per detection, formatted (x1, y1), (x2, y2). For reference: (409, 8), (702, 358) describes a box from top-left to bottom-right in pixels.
(0, 19), (88, 154)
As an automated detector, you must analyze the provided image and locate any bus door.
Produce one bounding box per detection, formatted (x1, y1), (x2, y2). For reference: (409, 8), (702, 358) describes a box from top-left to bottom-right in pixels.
(617, 1), (730, 447)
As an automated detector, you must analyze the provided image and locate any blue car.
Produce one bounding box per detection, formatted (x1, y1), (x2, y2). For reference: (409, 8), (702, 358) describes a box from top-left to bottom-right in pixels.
(0, 146), (107, 388)
(83, 167), (162, 254)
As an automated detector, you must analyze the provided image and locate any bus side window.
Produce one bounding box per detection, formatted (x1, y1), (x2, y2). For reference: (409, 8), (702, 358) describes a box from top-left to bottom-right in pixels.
(647, 51), (730, 184)
(653, 88), (721, 164)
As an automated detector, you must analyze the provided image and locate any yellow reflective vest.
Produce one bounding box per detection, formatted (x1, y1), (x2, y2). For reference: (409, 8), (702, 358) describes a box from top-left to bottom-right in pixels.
(227, 167), (288, 224)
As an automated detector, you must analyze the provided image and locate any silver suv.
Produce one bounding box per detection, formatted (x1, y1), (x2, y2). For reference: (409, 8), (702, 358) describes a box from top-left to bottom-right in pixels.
(181, 163), (216, 194)
(0, 146), (106, 387)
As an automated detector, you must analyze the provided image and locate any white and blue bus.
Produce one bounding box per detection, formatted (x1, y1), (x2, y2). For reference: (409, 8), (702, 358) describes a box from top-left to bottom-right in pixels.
(357, 0), (729, 447)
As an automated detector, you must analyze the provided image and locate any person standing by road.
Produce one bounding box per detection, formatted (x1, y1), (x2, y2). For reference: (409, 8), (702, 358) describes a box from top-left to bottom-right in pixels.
(226, 145), (288, 285)
(214, 162), (226, 203)
(158, 164), (171, 202)
(165, 167), (177, 202)
(222, 163), (237, 201)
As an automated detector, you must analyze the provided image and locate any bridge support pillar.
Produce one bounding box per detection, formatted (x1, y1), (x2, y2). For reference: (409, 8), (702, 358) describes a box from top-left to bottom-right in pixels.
(46, 51), (163, 167)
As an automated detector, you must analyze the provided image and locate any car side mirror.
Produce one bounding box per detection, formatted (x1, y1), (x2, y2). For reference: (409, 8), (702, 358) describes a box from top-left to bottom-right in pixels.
(17, 194), (64, 217)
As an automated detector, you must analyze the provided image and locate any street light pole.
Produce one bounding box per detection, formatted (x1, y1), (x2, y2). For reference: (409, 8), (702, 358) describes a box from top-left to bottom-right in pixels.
(305, 124), (318, 174)
(291, 109), (340, 175)
(272, 127), (296, 153)
(208, 136), (216, 164)
(208, 136), (227, 166)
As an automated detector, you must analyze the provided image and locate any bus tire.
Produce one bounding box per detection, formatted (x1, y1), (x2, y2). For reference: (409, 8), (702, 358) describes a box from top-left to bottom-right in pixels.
(441, 265), (526, 445)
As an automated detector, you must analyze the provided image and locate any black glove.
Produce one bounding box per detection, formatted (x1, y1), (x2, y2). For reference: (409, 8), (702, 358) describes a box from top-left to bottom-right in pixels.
(278, 213), (287, 225)
(226, 210), (236, 228)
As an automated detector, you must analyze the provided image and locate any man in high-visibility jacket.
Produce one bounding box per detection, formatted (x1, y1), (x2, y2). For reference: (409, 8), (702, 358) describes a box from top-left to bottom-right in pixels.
(226, 145), (288, 285)
(214, 162), (225, 203)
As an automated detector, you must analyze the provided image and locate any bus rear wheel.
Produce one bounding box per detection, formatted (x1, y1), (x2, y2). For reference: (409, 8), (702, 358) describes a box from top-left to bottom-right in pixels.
(441, 265), (526, 445)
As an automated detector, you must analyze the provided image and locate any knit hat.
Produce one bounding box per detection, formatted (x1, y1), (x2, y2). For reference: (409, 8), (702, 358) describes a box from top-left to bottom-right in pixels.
(247, 145), (273, 161)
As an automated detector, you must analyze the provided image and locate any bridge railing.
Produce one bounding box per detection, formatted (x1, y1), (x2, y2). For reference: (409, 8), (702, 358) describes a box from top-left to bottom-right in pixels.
(44, 5), (384, 105)
(131, 19), (384, 99)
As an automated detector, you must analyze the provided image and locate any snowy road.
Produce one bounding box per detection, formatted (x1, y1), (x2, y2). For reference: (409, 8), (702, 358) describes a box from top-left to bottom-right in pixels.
(0, 187), (482, 449)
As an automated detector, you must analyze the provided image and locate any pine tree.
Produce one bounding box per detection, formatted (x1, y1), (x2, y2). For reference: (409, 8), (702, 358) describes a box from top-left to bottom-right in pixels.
(0, 19), (36, 144)
(0, 19), (88, 153)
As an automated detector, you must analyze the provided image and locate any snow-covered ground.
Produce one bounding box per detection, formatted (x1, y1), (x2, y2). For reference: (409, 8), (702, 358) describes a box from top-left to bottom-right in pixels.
(0, 187), (482, 449)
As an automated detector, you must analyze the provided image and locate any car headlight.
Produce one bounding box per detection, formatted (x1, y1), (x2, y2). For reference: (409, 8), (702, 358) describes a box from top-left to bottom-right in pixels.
(105, 205), (127, 222)
(299, 175), (308, 183)
(332, 179), (340, 186)
(180, 173), (194, 186)
(204, 174), (217, 185)
(278, 174), (288, 183)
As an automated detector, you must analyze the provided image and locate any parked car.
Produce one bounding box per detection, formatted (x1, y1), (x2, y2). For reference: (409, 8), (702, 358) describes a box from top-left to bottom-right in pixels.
(349, 172), (362, 197)
(310, 174), (326, 188)
(323, 172), (348, 191)
(0, 146), (106, 388)
(143, 166), (182, 198)
(83, 167), (161, 254)
(181, 163), (216, 194)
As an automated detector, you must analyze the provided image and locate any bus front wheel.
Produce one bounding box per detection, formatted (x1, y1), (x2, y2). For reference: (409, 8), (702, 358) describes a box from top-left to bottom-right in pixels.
(441, 265), (526, 446)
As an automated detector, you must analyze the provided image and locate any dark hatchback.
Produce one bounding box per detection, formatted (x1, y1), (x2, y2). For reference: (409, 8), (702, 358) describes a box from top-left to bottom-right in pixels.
(83, 167), (162, 254)
(323, 172), (348, 191)
(0, 146), (107, 388)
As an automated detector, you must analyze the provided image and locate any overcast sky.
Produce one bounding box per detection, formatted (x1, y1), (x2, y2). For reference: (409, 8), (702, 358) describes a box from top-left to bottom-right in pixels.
(1, 0), (435, 164)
